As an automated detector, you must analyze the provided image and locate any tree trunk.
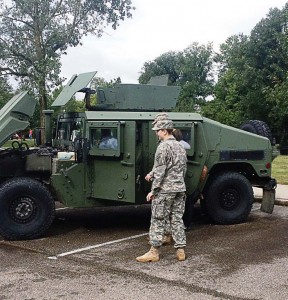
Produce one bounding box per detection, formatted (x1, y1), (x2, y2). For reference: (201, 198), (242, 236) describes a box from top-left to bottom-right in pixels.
(38, 75), (47, 145)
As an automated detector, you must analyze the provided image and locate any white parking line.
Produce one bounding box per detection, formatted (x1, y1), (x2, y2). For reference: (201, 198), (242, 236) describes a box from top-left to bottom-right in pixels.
(48, 232), (148, 260)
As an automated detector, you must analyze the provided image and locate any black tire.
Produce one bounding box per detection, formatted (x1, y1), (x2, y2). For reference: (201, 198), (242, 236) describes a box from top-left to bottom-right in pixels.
(200, 198), (208, 215)
(183, 195), (194, 229)
(0, 177), (55, 240)
(240, 120), (273, 144)
(205, 172), (253, 224)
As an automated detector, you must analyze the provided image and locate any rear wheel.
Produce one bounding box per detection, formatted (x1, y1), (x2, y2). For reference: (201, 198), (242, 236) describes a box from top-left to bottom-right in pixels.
(0, 177), (55, 240)
(205, 172), (253, 224)
(183, 195), (194, 229)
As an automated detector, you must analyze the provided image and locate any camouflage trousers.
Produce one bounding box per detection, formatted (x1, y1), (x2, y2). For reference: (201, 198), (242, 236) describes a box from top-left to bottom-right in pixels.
(149, 192), (186, 248)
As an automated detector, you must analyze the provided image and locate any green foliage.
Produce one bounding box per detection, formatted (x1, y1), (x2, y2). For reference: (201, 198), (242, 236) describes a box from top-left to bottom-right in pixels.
(176, 43), (215, 112)
(138, 43), (215, 112)
(265, 77), (288, 146)
(90, 76), (121, 89)
(201, 98), (243, 128)
(205, 4), (288, 138)
(0, 76), (13, 109)
(139, 51), (181, 85)
(0, 0), (134, 126)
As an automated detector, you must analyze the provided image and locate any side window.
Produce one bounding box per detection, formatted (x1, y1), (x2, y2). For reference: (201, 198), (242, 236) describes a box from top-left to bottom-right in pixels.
(57, 120), (82, 142)
(173, 122), (195, 156)
(173, 128), (191, 150)
(91, 128), (118, 150)
(89, 123), (121, 157)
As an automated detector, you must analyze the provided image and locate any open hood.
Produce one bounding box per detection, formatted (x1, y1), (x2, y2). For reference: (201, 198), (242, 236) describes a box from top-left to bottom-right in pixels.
(51, 71), (97, 107)
(0, 91), (37, 147)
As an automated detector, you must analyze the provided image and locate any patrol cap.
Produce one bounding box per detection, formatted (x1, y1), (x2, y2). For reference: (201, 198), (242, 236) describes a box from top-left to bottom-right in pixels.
(152, 119), (174, 131)
(152, 112), (169, 125)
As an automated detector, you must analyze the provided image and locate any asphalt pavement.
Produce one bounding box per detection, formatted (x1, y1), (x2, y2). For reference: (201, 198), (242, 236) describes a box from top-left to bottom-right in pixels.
(253, 184), (288, 206)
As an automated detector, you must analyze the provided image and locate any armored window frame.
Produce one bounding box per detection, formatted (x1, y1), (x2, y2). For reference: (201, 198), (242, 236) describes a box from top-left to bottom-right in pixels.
(88, 121), (121, 157)
(173, 122), (195, 156)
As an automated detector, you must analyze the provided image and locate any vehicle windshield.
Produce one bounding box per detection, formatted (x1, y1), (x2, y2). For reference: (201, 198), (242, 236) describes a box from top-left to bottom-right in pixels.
(54, 116), (83, 150)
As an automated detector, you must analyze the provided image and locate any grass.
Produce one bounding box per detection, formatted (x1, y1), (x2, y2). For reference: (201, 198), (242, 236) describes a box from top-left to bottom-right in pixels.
(272, 155), (288, 185)
(2, 138), (36, 148)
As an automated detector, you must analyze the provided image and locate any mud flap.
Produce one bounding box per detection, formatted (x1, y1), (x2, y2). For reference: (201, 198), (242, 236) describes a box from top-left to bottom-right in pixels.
(260, 189), (275, 214)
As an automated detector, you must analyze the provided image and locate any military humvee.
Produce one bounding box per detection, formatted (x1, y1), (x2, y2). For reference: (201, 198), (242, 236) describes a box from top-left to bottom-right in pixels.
(0, 71), (277, 240)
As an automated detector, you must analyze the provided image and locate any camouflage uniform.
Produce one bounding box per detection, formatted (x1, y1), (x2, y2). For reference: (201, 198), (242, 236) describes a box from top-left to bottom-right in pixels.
(149, 135), (187, 248)
(147, 113), (186, 238)
(152, 112), (169, 124)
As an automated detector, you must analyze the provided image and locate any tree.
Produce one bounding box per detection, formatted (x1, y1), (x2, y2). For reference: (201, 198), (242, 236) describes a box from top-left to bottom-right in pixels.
(203, 34), (250, 127)
(176, 42), (215, 111)
(206, 4), (288, 133)
(0, 76), (13, 109)
(90, 76), (122, 90)
(244, 6), (288, 124)
(266, 79), (288, 146)
(0, 0), (134, 128)
(138, 51), (181, 85)
(138, 43), (215, 112)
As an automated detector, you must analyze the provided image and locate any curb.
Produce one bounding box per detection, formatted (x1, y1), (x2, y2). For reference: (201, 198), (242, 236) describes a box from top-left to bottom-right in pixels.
(254, 197), (288, 207)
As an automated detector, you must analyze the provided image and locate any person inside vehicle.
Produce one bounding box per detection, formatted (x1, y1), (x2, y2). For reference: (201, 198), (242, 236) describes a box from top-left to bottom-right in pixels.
(172, 129), (191, 150)
(98, 129), (118, 150)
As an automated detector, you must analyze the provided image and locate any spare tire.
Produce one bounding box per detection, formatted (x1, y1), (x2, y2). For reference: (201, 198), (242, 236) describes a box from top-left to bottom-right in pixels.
(240, 120), (273, 144)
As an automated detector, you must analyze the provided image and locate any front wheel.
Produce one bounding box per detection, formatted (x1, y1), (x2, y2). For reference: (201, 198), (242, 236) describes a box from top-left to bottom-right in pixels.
(0, 177), (55, 240)
(205, 172), (253, 224)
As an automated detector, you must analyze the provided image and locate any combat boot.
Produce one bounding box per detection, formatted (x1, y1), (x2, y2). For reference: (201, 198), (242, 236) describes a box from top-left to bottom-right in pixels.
(136, 246), (160, 262)
(176, 248), (186, 261)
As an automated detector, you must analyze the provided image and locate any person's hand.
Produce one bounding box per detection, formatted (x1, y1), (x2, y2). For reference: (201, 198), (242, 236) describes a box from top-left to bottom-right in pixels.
(146, 192), (154, 202)
(145, 174), (152, 181)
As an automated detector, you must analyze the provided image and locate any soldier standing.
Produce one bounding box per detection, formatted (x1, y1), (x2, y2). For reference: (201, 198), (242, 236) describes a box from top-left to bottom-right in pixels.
(145, 112), (173, 246)
(136, 116), (187, 262)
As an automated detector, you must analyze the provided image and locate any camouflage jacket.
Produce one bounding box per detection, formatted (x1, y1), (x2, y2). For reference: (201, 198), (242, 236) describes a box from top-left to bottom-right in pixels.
(151, 136), (187, 194)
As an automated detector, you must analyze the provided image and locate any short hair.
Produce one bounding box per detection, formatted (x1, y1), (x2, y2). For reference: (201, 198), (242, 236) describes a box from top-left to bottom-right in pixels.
(101, 129), (111, 137)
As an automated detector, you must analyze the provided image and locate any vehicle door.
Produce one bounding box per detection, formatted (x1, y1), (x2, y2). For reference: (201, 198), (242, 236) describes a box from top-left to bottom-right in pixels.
(87, 120), (136, 203)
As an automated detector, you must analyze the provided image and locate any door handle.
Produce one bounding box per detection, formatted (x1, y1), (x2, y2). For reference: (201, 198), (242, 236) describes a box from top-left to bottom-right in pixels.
(120, 160), (134, 167)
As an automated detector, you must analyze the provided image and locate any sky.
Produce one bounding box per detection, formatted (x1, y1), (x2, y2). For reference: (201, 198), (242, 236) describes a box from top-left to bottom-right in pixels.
(60, 0), (288, 84)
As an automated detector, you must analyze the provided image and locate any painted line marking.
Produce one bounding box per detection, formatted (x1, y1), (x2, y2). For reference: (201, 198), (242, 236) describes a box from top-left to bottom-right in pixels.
(48, 232), (148, 260)
(55, 207), (69, 211)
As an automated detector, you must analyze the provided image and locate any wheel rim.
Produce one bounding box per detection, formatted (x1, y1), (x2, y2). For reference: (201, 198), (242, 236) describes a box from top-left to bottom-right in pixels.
(219, 188), (240, 211)
(10, 197), (37, 223)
